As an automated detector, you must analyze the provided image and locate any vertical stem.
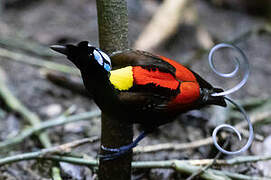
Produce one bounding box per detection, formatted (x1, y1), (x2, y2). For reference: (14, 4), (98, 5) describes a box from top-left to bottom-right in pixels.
(96, 0), (132, 180)
(0, 0), (2, 17)
(96, 0), (129, 53)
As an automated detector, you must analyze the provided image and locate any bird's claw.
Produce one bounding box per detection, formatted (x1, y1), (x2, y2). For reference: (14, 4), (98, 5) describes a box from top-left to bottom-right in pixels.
(99, 131), (148, 161)
(99, 149), (131, 161)
(101, 145), (121, 152)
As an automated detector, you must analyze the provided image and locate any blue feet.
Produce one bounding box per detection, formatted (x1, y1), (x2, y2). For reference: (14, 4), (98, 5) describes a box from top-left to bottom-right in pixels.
(99, 131), (147, 161)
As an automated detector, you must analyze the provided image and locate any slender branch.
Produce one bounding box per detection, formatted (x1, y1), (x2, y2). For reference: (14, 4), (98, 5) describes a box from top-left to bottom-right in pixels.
(1, 153), (271, 180)
(0, 0), (2, 16)
(40, 137), (99, 155)
(2, 151), (271, 168)
(235, 108), (271, 129)
(96, 0), (132, 179)
(52, 166), (62, 180)
(134, 126), (263, 154)
(186, 137), (230, 180)
(0, 137), (98, 166)
(134, 137), (213, 154)
(0, 47), (79, 75)
(209, 170), (267, 180)
(50, 158), (268, 180)
(0, 110), (100, 149)
(0, 36), (57, 57)
(133, 0), (189, 51)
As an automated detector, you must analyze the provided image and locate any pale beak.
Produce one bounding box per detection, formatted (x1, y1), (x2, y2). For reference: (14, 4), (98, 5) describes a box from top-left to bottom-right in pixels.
(50, 45), (68, 55)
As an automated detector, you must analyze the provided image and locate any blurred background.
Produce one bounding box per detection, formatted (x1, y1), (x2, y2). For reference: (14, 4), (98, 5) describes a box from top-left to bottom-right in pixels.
(0, 0), (271, 179)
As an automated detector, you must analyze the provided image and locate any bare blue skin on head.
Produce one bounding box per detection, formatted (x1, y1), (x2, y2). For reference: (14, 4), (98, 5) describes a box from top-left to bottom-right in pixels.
(91, 44), (112, 72)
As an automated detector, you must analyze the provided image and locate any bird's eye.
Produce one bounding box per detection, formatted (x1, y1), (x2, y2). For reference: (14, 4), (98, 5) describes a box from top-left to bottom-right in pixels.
(93, 49), (103, 66)
(99, 51), (111, 64)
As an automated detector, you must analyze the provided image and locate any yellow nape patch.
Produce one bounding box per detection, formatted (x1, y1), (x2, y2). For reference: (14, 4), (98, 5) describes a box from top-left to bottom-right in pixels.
(109, 66), (134, 91)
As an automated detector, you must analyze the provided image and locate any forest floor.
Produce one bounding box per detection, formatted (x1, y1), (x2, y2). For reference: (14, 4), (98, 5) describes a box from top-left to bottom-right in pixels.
(0, 0), (271, 179)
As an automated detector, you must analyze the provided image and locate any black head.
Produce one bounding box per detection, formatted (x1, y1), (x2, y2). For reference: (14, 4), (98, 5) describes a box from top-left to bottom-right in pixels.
(50, 41), (112, 72)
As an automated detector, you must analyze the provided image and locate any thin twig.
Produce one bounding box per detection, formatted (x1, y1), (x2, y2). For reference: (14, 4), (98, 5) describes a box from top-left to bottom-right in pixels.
(0, 110), (101, 149)
(186, 137), (230, 180)
(134, 137), (213, 154)
(133, 126), (261, 154)
(0, 105), (77, 149)
(0, 47), (79, 75)
(39, 137), (99, 155)
(52, 166), (62, 180)
(1, 153), (271, 180)
(133, 0), (190, 51)
(0, 137), (98, 166)
(0, 36), (57, 57)
(236, 110), (271, 129)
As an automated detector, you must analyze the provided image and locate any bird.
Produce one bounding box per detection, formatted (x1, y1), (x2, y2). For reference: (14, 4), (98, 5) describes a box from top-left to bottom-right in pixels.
(51, 41), (227, 160)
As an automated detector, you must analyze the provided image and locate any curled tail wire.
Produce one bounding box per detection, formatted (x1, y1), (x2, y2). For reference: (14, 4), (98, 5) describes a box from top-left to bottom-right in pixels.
(212, 96), (254, 154)
(208, 43), (254, 155)
(208, 43), (249, 96)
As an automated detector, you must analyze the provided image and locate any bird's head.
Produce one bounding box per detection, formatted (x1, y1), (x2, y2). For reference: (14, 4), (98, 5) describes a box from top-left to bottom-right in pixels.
(50, 41), (112, 73)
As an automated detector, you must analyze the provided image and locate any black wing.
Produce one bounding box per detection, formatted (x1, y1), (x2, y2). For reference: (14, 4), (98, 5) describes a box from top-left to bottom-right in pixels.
(118, 92), (171, 113)
(110, 50), (176, 77)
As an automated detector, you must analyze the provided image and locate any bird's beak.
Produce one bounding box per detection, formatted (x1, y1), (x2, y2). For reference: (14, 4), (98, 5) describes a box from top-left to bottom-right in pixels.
(50, 45), (68, 56)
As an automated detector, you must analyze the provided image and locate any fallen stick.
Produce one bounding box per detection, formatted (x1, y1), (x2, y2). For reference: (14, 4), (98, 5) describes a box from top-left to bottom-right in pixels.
(0, 36), (57, 57)
(1, 152), (271, 180)
(134, 137), (213, 154)
(134, 0), (189, 51)
(0, 47), (79, 75)
(0, 110), (100, 149)
(0, 137), (98, 166)
(134, 127), (263, 154)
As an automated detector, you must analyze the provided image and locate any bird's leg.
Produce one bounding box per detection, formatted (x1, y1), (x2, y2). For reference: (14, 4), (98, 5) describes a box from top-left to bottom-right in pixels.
(99, 131), (148, 160)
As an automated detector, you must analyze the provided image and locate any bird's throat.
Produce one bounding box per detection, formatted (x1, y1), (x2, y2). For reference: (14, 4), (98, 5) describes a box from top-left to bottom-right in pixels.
(81, 69), (121, 115)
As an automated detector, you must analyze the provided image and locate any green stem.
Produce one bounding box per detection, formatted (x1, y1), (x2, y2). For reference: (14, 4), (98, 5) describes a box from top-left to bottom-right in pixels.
(96, 0), (132, 179)
(2, 153), (271, 180)
(0, 47), (79, 75)
(0, 36), (57, 57)
(0, 111), (100, 149)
